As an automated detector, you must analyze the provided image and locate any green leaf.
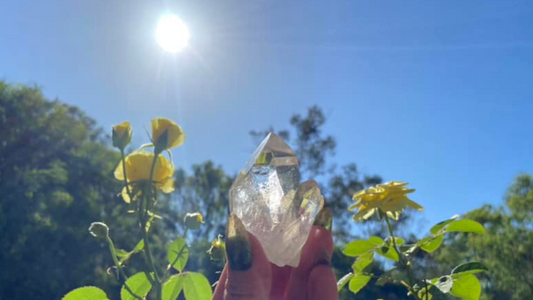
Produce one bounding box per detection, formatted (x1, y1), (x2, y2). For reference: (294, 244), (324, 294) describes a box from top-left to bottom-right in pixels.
(444, 220), (485, 234)
(337, 273), (354, 292)
(343, 240), (374, 257)
(386, 237), (405, 245)
(168, 238), (189, 272)
(421, 236), (444, 253)
(368, 236), (384, 246)
(182, 272), (212, 300)
(430, 215), (460, 235)
(348, 275), (371, 295)
(163, 275), (184, 300)
(133, 240), (144, 252)
(352, 251), (374, 273)
(450, 275), (481, 300)
(121, 272), (152, 300)
(433, 275), (453, 294)
(115, 249), (130, 257)
(451, 262), (488, 277)
(118, 240), (144, 266)
(62, 286), (108, 300)
(375, 245), (399, 261)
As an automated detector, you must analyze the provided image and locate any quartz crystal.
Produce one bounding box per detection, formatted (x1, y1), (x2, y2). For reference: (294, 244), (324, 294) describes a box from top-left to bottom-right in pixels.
(229, 133), (324, 267)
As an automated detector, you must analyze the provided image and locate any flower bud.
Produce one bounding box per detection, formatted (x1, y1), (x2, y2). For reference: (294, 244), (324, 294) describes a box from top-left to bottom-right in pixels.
(207, 234), (226, 261)
(112, 122), (132, 150)
(151, 118), (186, 153)
(89, 222), (109, 238)
(184, 212), (204, 230)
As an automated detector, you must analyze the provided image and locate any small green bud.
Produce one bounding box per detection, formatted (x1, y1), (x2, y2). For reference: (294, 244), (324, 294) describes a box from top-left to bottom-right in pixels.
(112, 122), (132, 150)
(89, 222), (109, 238)
(207, 234), (226, 261)
(184, 212), (204, 230)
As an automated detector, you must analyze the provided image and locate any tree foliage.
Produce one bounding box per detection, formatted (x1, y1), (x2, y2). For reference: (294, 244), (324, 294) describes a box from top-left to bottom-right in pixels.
(0, 82), (176, 300)
(432, 174), (533, 299)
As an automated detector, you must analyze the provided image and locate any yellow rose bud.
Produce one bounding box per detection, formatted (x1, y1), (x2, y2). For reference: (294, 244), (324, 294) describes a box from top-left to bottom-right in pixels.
(207, 234), (226, 261)
(112, 122), (132, 150)
(151, 117), (186, 153)
(89, 222), (109, 238)
(184, 212), (204, 230)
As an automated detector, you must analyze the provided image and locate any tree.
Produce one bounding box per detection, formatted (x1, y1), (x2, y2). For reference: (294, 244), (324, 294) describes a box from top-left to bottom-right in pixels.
(0, 81), (177, 300)
(432, 174), (533, 300)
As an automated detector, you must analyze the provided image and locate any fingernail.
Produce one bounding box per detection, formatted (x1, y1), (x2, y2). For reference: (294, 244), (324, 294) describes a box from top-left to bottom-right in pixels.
(226, 214), (253, 271)
(315, 250), (331, 266)
(313, 207), (332, 232)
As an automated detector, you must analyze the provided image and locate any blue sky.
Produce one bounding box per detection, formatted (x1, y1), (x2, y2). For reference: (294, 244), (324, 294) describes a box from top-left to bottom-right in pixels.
(1, 1), (532, 232)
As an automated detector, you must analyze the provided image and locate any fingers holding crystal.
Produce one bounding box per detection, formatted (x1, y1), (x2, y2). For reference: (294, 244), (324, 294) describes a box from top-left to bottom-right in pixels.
(213, 214), (272, 300)
(307, 264), (339, 300)
(284, 225), (334, 300)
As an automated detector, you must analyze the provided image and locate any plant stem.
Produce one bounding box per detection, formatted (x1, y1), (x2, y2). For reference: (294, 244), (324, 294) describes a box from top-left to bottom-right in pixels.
(138, 153), (163, 300)
(120, 149), (133, 200)
(384, 213), (421, 300)
(106, 236), (143, 300)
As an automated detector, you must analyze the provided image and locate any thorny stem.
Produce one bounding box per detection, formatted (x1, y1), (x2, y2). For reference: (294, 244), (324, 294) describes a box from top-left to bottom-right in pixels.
(384, 213), (421, 300)
(106, 236), (143, 300)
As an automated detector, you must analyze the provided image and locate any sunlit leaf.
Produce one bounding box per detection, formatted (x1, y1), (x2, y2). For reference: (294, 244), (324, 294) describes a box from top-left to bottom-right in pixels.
(450, 275), (481, 300)
(368, 236), (384, 246)
(337, 273), (353, 292)
(430, 215), (460, 235)
(168, 238), (189, 272)
(444, 220), (485, 234)
(386, 236), (405, 245)
(352, 251), (374, 273)
(343, 240), (374, 257)
(421, 236), (444, 253)
(451, 262), (488, 277)
(163, 275), (184, 300)
(433, 275), (453, 294)
(375, 245), (399, 261)
(121, 272), (152, 300)
(62, 286), (108, 300)
(348, 275), (371, 294)
(182, 272), (212, 300)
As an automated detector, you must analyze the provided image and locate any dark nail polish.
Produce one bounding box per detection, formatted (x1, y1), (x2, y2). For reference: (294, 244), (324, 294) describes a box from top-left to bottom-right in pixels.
(226, 214), (253, 271)
(313, 207), (332, 231)
(315, 250), (331, 266)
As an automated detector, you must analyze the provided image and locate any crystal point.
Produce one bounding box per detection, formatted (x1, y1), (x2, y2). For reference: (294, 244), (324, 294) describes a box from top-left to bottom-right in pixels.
(230, 133), (324, 267)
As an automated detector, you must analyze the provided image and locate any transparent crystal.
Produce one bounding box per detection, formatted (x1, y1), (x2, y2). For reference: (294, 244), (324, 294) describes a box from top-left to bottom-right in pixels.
(229, 133), (324, 267)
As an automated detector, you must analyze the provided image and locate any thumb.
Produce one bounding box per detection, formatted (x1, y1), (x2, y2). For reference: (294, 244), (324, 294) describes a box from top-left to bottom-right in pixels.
(213, 214), (271, 300)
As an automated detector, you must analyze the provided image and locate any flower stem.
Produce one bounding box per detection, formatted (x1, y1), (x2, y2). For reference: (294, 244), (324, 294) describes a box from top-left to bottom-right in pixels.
(120, 149), (133, 200)
(137, 153), (163, 300)
(106, 236), (143, 300)
(383, 213), (421, 300)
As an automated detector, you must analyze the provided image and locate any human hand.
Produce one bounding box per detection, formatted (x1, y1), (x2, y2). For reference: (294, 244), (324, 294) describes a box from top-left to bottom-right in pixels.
(213, 210), (338, 300)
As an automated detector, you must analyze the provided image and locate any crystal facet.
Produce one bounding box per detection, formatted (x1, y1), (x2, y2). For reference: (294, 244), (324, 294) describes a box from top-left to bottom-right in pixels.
(229, 133), (324, 267)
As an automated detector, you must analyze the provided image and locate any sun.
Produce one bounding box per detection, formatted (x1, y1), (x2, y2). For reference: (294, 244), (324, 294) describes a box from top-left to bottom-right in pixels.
(156, 14), (190, 53)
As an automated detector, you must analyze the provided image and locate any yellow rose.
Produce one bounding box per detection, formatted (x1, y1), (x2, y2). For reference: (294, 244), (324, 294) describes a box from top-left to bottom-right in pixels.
(151, 117), (186, 153)
(112, 122), (132, 150)
(114, 151), (175, 202)
(349, 181), (423, 220)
